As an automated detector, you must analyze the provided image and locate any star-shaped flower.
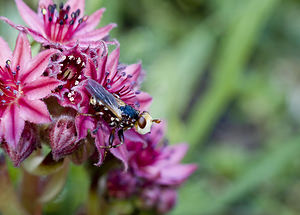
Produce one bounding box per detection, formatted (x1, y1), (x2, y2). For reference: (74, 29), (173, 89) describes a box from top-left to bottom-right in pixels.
(0, 33), (60, 159)
(1, 0), (116, 48)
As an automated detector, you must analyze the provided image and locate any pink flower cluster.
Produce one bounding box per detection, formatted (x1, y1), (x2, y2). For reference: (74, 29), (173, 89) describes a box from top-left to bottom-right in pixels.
(106, 123), (197, 213)
(0, 0), (196, 213)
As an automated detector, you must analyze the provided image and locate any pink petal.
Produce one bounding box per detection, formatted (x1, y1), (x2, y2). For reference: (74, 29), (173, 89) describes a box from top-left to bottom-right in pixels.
(65, 0), (85, 14)
(111, 144), (129, 171)
(26, 28), (49, 44)
(106, 43), (120, 76)
(77, 8), (105, 34)
(3, 103), (25, 149)
(162, 143), (189, 164)
(93, 129), (107, 166)
(20, 49), (57, 83)
(22, 77), (62, 100)
(15, 0), (45, 34)
(146, 122), (166, 146)
(74, 24), (117, 42)
(0, 37), (12, 68)
(12, 33), (31, 72)
(136, 92), (152, 111)
(18, 97), (51, 124)
(38, 0), (53, 11)
(0, 16), (28, 33)
(158, 164), (197, 185)
(123, 63), (142, 83)
(75, 115), (95, 141)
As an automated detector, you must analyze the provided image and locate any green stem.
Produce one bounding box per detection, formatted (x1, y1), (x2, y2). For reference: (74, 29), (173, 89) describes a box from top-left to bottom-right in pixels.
(20, 169), (43, 215)
(0, 155), (28, 215)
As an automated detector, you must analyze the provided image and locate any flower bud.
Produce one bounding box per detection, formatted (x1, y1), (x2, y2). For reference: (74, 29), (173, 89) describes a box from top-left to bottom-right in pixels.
(49, 115), (79, 161)
(2, 123), (39, 167)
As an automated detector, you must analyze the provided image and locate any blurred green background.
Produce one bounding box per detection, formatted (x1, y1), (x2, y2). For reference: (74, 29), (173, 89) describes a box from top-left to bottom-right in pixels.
(1, 0), (300, 214)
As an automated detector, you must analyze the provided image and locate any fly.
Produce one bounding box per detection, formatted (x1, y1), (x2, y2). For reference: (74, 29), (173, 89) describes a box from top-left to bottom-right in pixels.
(85, 79), (160, 148)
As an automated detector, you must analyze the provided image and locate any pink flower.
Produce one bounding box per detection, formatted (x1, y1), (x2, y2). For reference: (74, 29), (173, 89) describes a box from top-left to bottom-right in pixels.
(1, 0), (116, 48)
(0, 33), (60, 159)
(114, 122), (197, 186)
(75, 41), (152, 166)
(45, 42), (105, 110)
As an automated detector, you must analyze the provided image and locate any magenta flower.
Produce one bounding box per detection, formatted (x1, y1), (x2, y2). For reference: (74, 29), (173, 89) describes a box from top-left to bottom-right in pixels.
(112, 122), (197, 185)
(75, 41), (152, 166)
(2, 0), (116, 48)
(0, 33), (60, 159)
(45, 42), (105, 110)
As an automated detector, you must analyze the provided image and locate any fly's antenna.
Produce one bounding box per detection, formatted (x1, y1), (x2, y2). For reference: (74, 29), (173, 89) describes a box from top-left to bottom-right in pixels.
(152, 119), (161, 124)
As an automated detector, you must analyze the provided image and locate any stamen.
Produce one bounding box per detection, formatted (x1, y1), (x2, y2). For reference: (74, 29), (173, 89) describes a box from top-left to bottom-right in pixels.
(75, 9), (80, 17)
(41, 8), (47, 15)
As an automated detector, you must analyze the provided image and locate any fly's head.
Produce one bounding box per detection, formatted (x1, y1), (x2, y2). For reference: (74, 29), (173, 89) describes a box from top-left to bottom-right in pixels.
(135, 111), (161, 135)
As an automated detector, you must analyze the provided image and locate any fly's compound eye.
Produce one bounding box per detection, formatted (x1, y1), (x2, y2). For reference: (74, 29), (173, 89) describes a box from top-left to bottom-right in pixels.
(138, 116), (146, 129)
(135, 112), (153, 135)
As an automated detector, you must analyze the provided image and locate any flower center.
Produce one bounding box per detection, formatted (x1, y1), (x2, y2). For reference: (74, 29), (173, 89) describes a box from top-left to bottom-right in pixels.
(56, 55), (86, 102)
(40, 3), (87, 43)
(0, 60), (21, 106)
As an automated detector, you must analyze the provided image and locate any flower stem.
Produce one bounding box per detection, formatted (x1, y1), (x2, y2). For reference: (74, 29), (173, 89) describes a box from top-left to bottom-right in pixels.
(0, 154), (28, 215)
(20, 169), (43, 215)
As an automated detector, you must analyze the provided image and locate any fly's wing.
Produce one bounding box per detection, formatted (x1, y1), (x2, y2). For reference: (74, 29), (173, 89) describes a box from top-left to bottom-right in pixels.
(85, 79), (123, 118)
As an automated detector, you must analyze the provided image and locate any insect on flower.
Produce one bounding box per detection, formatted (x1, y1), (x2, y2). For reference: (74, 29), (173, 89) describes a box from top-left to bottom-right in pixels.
(85, 79), (160, 148)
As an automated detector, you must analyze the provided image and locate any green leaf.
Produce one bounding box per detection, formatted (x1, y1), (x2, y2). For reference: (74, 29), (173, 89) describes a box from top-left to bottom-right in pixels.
(186, 0), (280, 147)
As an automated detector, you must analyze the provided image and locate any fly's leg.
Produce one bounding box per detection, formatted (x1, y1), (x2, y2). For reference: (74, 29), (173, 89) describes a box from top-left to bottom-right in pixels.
(108, 128), (116, 148)
(110, 129), (124, 148)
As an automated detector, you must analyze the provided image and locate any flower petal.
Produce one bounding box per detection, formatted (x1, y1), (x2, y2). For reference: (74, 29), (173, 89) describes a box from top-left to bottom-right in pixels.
(75, 115), (95, 141)
(161, 143), (189, 164)
(20, 49), (57, 83)
(12, 33), (31, 72)
(22, 77), (62, 100)
(157, 164), (197, 185)
(0, 37), (12, 68)
(74, 24), (117, 43)
(65, 0), (85, 14)
(136, 92), (152, 111)
(123, 63), (142, 84)
(3, 103), (25, 149)
(15, 0), (44, 34)
(107, 43), (120, 75)
(77, 8), (105, 34)
(26, 27), (50, 44)
(145, 122), (166, 146)
(18, 97), (51, 124)
(38, 0), (53, 11)
(111, 144), (129, 171)
(93, 128), (107, 166)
